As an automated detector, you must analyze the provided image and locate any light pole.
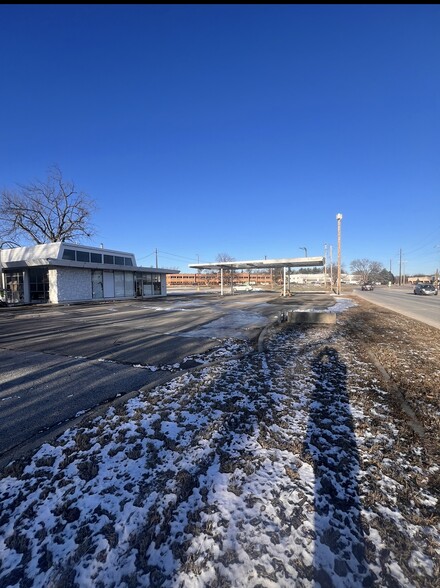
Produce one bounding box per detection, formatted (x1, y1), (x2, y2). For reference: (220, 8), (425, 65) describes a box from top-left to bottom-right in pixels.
(435, 246), (440, 287)
(329, 245), (333, 292)
(402, 260), (407, 285)
(299, 247), (308, 257)
(336, 213), (343, 295)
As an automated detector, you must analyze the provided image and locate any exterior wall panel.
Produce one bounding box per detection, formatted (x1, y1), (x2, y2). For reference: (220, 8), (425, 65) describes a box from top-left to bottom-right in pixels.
(103, 271), (115, 298)
(56, 268), (93, 302)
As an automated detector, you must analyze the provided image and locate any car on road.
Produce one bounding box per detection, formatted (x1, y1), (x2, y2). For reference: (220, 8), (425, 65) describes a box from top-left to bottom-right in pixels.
(413, 284), (438, 296)
(361, 283), (374, 291)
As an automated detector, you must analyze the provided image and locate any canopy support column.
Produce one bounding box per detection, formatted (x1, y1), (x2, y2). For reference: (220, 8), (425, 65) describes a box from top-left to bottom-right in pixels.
(220, 268), (224, 296)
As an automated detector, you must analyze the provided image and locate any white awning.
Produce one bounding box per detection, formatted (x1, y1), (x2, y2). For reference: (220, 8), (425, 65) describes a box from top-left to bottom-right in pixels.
(188, 256), (324, 271)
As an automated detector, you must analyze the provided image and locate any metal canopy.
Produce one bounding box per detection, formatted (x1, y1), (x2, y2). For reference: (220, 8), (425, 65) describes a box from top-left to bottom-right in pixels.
(188, 256), (324, 271)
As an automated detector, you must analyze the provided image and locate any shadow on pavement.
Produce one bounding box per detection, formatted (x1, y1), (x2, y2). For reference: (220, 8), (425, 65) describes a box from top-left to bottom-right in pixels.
(303, 346), (376, 587)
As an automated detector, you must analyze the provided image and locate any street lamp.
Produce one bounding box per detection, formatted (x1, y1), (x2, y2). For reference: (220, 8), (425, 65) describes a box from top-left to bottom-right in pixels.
(299, 247), (308, 257)
(336, 213), (343, 295)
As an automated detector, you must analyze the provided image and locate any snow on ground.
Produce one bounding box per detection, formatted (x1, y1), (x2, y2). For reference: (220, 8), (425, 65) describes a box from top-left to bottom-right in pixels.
(180, 311), (270, 340)
(0, 299), (438, 587)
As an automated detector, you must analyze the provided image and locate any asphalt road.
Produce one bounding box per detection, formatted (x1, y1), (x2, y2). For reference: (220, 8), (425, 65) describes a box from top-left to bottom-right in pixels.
(354, 285), (440, 329)
(0, 291), (335, 469)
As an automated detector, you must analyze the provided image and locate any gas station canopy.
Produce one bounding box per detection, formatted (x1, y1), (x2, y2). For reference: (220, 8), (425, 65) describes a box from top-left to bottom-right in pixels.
(188, 256), (324, 271)
(188, 256), (325, 296)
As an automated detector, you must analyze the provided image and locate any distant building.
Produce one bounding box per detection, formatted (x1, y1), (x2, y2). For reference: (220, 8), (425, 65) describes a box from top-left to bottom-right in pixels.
(289, 273), (359, 285)
(0, 242), (179, 305)
(166, 271), (274, 287)
(407, 276), (433, 285)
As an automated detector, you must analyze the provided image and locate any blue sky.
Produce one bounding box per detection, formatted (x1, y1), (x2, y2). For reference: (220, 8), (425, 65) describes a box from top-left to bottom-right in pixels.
(1, 4), (439, 276)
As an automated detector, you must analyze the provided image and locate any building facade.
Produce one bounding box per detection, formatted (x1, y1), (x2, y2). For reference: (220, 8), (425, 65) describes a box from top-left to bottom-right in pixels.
(0, 242), (179, 305)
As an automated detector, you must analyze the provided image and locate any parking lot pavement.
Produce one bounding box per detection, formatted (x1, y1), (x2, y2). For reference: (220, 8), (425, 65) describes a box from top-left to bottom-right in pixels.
(0, 348), (165, 461)
(0, 292), (335, 467)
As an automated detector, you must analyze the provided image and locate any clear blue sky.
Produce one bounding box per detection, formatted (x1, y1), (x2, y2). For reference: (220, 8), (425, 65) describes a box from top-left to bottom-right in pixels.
(1, 4), (439, 276)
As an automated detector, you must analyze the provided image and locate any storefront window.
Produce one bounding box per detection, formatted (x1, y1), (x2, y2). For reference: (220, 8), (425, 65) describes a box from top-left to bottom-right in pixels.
(153, 274), (162, 295)
(5, 272), (24, 304)
(29, 268), (49, 303)
(134, 272), (161, 297)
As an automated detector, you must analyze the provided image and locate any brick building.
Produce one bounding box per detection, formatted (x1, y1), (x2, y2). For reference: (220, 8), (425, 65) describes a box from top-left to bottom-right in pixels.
(166, 271), (274, 287)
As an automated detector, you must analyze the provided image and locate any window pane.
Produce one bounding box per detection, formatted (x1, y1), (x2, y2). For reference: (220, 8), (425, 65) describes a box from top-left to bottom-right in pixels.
(124, 257), (133, 266)
(5, 271), (24, 304)
(104, 255), (114, 264)
(76, 251), (90, 262)
(91, 253), (102, 263)
(115, 256), (124, 265)
(62, 249), (76, 261)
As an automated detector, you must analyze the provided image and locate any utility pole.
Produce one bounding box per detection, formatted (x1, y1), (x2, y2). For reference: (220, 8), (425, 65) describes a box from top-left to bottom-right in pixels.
(399, 248), (402, 286)
(336, 213), (343, 295)
(324, 243), (328, 290)
(155, 248), (158, 269)
(435, 246), (440, 288)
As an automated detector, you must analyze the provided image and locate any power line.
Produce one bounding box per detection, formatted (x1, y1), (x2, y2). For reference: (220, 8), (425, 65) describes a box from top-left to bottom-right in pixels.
(137, 251), (156, 261)
(400, 225), (440, 257)
(158, 249), (198, 261)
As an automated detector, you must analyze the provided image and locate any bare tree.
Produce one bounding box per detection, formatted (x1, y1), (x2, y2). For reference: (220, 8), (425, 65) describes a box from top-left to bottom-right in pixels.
(350, 258), (383, 284)
(215, 253), (235, 286)
(326, 263), (346, 289)
(0, 165), (97, 245)
(215, 253), (235, 263)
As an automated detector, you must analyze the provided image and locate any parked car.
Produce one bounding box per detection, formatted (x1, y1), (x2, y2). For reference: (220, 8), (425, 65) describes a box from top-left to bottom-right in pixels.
(413, 284), (438, 296)
(361, 283), (374, 291)
(233, 285), (253, 292)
